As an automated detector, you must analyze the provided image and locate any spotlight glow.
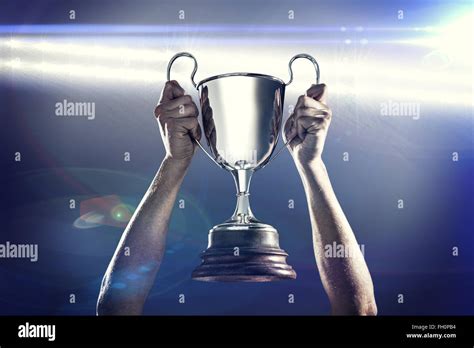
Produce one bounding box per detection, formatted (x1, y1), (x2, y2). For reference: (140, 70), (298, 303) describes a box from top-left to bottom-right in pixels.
(1, 57), (470, 105)
(1, 59), (161, 83)
(2, 38), (168, 63)
(393, 10), (474, 65)
(0, 16), (472, 107)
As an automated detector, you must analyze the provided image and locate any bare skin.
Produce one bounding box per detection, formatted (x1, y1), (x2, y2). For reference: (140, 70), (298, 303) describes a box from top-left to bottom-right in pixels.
(285, 84), (377, 315)
(96, 81), (376, 315)
(96, 81), (200, 315)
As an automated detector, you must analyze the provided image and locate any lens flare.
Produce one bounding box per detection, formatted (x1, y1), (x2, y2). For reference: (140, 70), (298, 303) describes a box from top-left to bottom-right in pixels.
(111, 204), (134, 223)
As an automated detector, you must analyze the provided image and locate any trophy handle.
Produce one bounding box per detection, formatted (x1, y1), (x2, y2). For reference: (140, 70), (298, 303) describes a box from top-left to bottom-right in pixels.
(166, 52), (198, 88)
(285, 53), (320, 86)
(266, 54), (321, 165)
(166, 52), (222, 167)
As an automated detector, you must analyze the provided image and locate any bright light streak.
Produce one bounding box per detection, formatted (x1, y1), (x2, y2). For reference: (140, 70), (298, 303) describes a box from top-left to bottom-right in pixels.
(1, 14), (472, 107)
(394, 10), (473, 65)
(1, 58), (470, 106)
(436, 10), (473, 62)
(4, 58), (22, 68)
(1, 59), (161, 83)
(335, 81), (472, 107)
(2, 38), (470, 89)
(2, 38), (168, 63)
(6, 38), (22, 48)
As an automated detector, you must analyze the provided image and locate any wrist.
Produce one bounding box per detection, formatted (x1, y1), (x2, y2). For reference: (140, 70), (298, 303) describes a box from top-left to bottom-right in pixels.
(296, 157), (327, 177)
(163, 155), (193, 170)
(159, 155), (192, 183)
(296, 158), (332, 195)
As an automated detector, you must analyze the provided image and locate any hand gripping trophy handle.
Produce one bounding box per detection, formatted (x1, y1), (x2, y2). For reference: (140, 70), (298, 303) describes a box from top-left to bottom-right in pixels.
(267, 53), (321, 163)
(166, 52), (321, 166)
(165, 52), (321, 281)
(166, 52), (222, 167)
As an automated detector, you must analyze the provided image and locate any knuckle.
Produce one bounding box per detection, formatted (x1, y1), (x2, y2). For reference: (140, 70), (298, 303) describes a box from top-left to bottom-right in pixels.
(166, 118), (176, 128)
(302, 96), (312, 106)
(182, 104), (191, 115)
(154, 105), (162, 117)
(296, 107), (310, 117)
(183, 95), (192, 104)
(295, 107), (304, 117)
(190, 103), (199, 115)
(190, 117), (199, 126)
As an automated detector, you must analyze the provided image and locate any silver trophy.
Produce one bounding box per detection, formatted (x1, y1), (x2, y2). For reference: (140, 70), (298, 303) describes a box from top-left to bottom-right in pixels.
(167, 52), (320, 281)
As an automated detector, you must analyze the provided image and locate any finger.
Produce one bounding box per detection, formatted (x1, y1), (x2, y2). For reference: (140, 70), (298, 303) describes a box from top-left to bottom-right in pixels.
(294, 94), (329, 113)
(209, 128), (217, 149)
(204, 117), (215, 139)
(160, 103), (199, 119)
(159, 95), (193, 112)
(284, 115), (297, 143)
(201, 100), (215, 138)
(159, 80), (185, 103)
(296, 115), (326, 139)
(166, 116), (200, 135)
(299, 95), (329, 110)
(175, 116), (201, 141)
(201, 98), (212, 121)
(294, 95), (305, 109)
(295, 106), (331, 119)
(306, 83), (327, 104)
(192, 123), (202, 142)
(200, 86), (209, 102)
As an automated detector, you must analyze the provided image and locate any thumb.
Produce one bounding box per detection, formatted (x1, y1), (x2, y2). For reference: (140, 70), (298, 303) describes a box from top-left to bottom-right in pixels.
(190, 123), (202, 142)
(284, 116), (297, 143)
(306, 83), (327, 104)
(159, 80), (185, 103)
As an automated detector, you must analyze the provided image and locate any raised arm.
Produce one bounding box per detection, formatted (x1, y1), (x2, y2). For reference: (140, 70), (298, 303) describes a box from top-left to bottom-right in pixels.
(97, 80), (200, 315)
(285, 84), (377, 315)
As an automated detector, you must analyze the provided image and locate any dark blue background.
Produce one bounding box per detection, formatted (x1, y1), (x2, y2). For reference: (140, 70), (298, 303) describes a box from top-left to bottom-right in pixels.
(0, 0), (473, 315)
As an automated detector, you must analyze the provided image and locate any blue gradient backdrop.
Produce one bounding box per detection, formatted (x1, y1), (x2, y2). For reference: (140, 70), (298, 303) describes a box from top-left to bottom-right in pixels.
(0, 0), (473, 315)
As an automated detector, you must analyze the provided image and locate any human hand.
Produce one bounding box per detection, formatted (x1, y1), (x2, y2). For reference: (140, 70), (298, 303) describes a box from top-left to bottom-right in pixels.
(154, 80), (201, 162)
(284, 84), (331, 168)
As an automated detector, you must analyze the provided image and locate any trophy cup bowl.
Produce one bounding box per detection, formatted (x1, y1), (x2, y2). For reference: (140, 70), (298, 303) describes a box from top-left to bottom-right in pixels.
(167, 52), (320, 281)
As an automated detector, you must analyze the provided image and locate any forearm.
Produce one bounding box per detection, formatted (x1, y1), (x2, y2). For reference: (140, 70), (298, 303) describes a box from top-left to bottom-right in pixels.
(97, 156), (190, 315)
(298, 159), (376, 315)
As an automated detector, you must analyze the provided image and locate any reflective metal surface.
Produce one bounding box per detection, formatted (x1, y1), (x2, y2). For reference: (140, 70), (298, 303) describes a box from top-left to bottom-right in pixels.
(198, 74), (284, 171)
(166, 52), (320, 281)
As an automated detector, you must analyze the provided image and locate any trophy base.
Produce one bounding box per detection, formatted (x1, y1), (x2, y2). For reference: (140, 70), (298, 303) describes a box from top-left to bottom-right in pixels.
(192, 222), (296, 282)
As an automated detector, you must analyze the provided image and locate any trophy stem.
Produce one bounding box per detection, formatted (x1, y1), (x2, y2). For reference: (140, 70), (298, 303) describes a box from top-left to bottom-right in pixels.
(230, 169), (256, 223)
(192, 168), (297, 282)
